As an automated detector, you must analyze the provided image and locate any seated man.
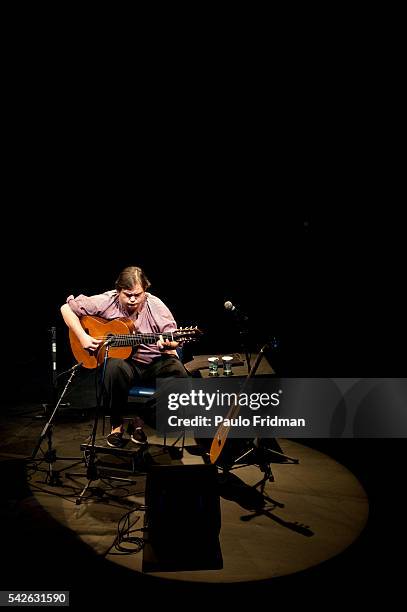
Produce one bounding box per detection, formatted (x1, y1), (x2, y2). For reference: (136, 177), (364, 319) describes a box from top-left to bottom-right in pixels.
(61, 265), (189, 448)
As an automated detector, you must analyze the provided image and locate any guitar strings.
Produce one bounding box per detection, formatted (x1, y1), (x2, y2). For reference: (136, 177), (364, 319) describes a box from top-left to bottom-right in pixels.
(89, 332), (196, 345)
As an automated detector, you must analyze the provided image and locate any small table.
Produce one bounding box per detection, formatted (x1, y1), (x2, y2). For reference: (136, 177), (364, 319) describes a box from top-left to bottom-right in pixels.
(184, 353), (275, 377)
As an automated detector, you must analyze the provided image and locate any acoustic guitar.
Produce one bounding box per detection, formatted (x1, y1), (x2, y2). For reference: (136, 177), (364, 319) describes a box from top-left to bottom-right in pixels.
(209, 340), (277, 464)
(69, 315), (202, 369)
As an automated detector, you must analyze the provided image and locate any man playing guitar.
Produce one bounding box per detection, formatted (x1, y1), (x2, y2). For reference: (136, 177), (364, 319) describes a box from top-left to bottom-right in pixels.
(61, 265), (190, 448)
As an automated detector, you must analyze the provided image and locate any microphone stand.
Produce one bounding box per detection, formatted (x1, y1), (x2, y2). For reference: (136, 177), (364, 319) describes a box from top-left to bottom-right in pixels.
(225, 303), (251, 374)
(41, 326), (71, 418)
(234, 316), (251, 375)
(29, 363), (84, 486)
(239, 325), (251, 375)
(70, 341), (112, 505)
(65, 339), (139, 505)
(19, 325), (71, 419)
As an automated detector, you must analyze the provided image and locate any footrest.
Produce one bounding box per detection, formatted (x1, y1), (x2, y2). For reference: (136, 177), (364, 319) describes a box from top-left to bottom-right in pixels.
(80, 443), (144, 458)
(80, 443), (148, 475)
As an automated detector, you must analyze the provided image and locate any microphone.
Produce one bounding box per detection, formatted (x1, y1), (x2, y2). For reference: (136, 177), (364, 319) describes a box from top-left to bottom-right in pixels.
(224, 301), (248, 322)
(67, 361), (83, 373)
(50, 326), (57, 376)
(57, 361), (83, 378)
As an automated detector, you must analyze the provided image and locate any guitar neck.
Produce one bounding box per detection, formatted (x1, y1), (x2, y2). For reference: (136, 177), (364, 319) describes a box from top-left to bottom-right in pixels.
(109, 332), (176, 347)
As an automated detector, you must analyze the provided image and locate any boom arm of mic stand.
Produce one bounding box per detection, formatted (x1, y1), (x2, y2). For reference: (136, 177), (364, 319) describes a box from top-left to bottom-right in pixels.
(31, 365), (81, 460)
(247, 342), (270, 378)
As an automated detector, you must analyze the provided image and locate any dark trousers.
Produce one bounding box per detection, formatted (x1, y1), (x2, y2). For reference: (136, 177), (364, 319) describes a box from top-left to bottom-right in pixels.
(103, 355), (189, 429)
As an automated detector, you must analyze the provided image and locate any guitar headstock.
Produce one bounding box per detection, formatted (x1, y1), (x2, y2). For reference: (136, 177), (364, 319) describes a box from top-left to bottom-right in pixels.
(174, 326), (203, 343)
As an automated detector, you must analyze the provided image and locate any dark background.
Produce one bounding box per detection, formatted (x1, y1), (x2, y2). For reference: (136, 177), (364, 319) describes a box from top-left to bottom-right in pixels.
(1, 13), (405, 604)
(1, 0), (404, 405)
(5, 211), (404, 403)
(3, 18), (404, 401)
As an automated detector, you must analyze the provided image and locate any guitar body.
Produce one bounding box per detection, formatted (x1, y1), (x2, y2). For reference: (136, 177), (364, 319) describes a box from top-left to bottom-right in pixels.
(69, 316), (136, 369)
(209, 427), (230, 465)
(207, 436), (254, 468)
(209, 341), (278, 465)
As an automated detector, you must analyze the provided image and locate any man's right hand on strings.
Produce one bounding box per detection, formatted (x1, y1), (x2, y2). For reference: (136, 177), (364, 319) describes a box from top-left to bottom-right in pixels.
(80, 333), (101, 352)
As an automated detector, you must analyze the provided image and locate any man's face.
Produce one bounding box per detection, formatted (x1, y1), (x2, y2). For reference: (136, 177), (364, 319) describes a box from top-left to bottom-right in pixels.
(119, 283), (146, 314)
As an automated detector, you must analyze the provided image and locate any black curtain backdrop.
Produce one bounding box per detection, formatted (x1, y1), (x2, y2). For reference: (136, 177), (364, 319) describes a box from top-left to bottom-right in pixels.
(5, 212), (404, 403)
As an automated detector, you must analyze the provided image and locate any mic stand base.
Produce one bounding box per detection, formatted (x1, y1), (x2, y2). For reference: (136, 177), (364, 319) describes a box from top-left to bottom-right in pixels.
(65, 470), (139, 505)
(28, 448), (84, 487)
(35, 403), (71, 419)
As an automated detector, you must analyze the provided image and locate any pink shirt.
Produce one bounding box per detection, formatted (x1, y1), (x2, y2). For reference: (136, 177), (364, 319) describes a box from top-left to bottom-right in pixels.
(66, 290), (177, 364)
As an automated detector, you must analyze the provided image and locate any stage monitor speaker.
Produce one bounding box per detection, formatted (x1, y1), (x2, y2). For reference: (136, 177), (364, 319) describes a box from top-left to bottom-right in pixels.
(142, 463), (223, 572)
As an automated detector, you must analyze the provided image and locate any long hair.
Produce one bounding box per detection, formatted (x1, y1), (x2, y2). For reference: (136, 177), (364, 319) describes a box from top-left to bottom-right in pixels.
(115, 266), (151, 291)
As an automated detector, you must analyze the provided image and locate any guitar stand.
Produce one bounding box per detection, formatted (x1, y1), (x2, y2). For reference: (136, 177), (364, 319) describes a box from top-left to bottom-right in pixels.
(217, 449), (285, 508)
(233, 438), (299, 467)
(210, 340), (300, 467)
(221, 441), (288, 506)
(28, 363), (84, 486)
(220, 440), (292, 508)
